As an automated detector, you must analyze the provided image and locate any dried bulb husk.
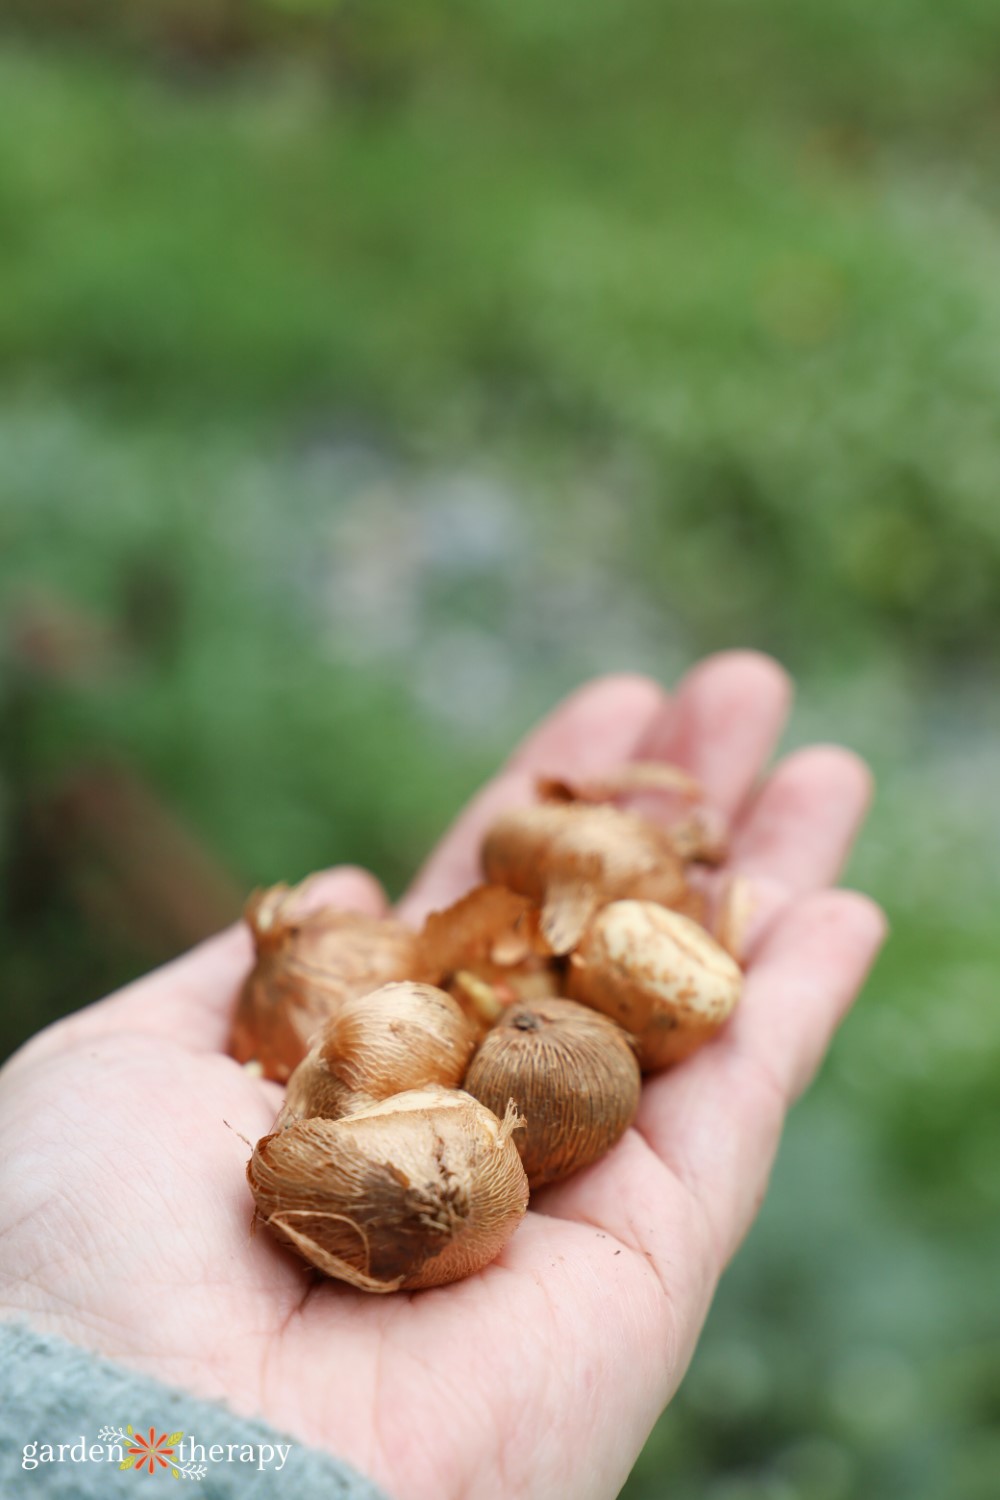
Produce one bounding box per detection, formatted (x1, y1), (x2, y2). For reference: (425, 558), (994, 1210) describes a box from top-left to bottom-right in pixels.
(416, 884), (560, 1032)
(448, 962), (560, 1032)
(248, 1087), (529, 1292)
(667, 878), (710, 928)
(482, 803), (688, 955)
(536, 761), (702, 804)
(277, 981), (476, 1127)
(712, 873), (755, 964)
(231, 882), (419, 1082)
(664, 804), (728, 865)
(536, 765), (728, 865)
(417, 884), (548, 974)
(567, 900), (743, 1070)
(465, 997), (640, 1188)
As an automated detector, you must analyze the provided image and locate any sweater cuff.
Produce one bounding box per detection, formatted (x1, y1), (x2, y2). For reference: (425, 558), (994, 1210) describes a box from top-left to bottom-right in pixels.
(0, 1321), (392, 1499)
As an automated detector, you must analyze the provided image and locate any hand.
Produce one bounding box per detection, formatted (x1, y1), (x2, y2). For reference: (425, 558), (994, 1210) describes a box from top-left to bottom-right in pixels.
(0, 652), (885, 1500)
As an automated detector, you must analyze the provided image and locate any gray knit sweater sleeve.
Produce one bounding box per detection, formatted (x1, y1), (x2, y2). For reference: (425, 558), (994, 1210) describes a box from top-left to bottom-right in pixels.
(0, 1322), (393, 1499)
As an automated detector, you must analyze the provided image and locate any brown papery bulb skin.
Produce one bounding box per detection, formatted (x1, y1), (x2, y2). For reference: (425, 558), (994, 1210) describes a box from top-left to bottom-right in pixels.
(278, 981), (476, 1127)
(417, 884), (561, 1033)
(481, 803), (688, 955)
(248, 1087), (529, 1292)
(567, 900), (742, 1070)
(231, 884), (420, 1082)
(465, 997), (640, 1189)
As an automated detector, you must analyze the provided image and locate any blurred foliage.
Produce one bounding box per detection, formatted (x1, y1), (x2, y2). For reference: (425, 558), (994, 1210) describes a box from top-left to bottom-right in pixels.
(1, 4), (999, 1498)
(3, 4), (1000, 658)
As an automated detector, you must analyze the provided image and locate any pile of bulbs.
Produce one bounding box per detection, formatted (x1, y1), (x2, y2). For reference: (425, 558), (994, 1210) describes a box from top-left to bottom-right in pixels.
(232, 765), (748, 1293)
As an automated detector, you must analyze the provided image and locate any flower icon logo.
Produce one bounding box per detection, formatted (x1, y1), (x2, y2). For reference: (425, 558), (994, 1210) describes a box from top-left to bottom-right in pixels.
(126, 1428), (180, 1475)
(97, 1421), (207, 1479)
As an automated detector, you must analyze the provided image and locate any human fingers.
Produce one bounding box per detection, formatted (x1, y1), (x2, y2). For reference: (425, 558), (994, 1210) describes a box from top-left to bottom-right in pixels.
(396, 673), (666, 924)
(633, 650), (792, 819)
(728, 745), (873, 890)
(701, 744), (873, 958)
(534, 891), (884, 1273)
(633, 888), (887, 1268)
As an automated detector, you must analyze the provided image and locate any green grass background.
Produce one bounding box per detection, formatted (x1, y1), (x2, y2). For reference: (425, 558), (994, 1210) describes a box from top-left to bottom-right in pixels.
(1, 4), (999, 1496)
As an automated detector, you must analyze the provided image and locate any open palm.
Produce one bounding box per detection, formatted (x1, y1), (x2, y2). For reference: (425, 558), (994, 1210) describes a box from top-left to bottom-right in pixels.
(0, 653), (885, 1500)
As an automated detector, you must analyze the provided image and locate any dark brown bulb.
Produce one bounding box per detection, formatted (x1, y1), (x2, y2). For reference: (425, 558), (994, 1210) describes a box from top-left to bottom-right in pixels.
(464, 997), (640, 1188)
